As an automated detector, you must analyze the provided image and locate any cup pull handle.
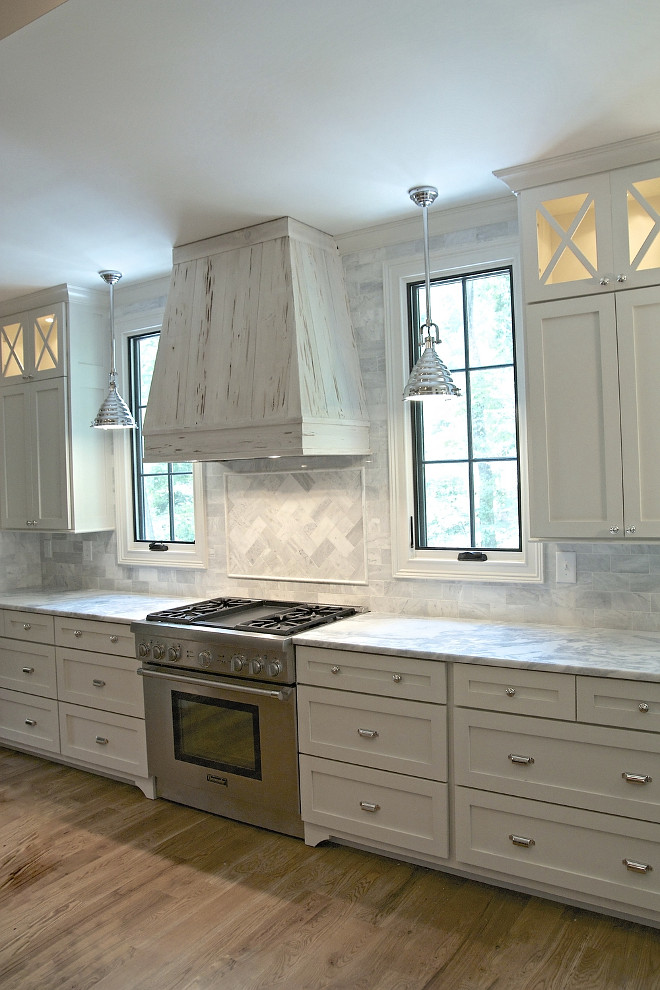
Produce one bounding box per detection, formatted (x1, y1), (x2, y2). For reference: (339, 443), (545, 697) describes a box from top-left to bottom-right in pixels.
(360, 801), (380, 813)
(623, 858), (652, 874)
(357, 728), (379, 739)
(24, 718), (37, 727)
(509, 754), (535, 765)
(92, 679), (106, 688)
(509, 834), (535, 848)
(95, 736), (109, 745)
(622, 772), (652, 784)
(21, 667), (35, 675)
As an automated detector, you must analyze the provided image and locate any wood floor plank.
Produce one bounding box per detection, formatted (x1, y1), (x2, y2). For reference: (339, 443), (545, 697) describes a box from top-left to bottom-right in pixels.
(1, 746), (659, 990)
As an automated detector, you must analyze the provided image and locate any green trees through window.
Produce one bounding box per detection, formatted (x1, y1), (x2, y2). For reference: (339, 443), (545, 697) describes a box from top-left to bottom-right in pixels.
(129, 332), (195, 545)
(408, 267), (521, 552)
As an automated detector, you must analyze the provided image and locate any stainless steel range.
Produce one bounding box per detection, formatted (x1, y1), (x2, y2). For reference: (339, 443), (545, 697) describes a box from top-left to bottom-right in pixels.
(132, 598), (360, 838)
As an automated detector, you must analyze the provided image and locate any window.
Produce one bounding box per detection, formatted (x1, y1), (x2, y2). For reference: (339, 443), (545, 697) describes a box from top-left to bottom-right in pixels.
(385, 240), (541, 582)
(408, 268), (521, 552)
(114, 319), (206, 569)
(128, 332), (195, 545)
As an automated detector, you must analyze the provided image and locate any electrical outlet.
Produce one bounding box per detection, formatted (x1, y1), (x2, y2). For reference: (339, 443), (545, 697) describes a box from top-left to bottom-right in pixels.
(556, 550), (577, 584)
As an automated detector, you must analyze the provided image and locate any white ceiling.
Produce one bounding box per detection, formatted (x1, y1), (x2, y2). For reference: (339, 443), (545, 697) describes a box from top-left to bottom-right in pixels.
(1, 0), (659, 303)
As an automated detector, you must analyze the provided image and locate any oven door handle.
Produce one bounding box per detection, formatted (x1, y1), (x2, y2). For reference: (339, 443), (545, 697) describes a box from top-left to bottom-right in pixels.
(137, 666), (293, 701)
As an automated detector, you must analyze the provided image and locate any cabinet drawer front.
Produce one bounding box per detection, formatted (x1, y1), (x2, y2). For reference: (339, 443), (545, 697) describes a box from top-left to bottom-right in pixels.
(296, 646), (446, 702)
(300, 754), (448, 858)
(3, 610), (54, 645)
(55, 648), (144, 717)
(454, 708), (660, 822)
(0, 637), (56, 698)
(453, 663), (575, 719)
(0, 687), (59, 753)
(298, 686), (446, 780)
(455, 787), (660, 914)
(58, 702), (147, 776)
(578, 676), (660, 731)
(54, 617), (134, 657)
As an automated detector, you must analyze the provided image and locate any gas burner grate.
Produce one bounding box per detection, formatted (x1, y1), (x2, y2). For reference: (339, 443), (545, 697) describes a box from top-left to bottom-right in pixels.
(145, 597), (257, 623)
(234, 605), (357, 635)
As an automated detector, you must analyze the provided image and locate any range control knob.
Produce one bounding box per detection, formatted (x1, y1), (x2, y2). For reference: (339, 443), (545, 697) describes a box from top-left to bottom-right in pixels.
(138, 642), (152, 658)
(266, 661), (282, 678)
(230, 654), (246, 673)
(152, 643), (166, 661)
(198, 650), (213, 668)
(168, 645), (181, 662)
(249, 657), (264, 675)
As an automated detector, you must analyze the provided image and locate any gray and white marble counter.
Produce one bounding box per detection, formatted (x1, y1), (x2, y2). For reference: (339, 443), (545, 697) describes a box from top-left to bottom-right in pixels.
(293, 612), (660, 682)
(0, 589), (194, 623)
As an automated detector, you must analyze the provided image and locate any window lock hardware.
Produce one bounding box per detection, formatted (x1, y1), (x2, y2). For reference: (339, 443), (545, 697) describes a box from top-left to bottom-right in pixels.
(458, 551), (488, 562)
(148, 542), (169, 552)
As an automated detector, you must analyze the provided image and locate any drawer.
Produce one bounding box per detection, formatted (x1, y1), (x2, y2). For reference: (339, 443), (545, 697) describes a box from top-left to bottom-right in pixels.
(299, 754), (448, 859)
(577, 676), (660, 732)
(453, 663), (575, 719)
(454, 708), (660, 822)
(54, 617), (135, 657)
(55, 648), (144, 717)
(0, 637), (56, 698)
(298, 685), (446, 780)
(296, 646), (446, 702)
(0, 687), (59, 753)
(3, 609), (54, 645)
(455, 787), (660, 915)
(59, 702), (147, 776)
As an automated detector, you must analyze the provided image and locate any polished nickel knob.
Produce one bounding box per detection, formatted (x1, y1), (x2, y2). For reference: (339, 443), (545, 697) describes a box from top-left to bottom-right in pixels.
(330, 665), (341, 674)
(639, 702), (650, 713)
(600, 276), (610, 285)
(230, 654), (246, 673)
(610, 526), (620, 534)
(23, 623), (31, 630)
(505, 687), (516, 697)
(626, 526), (636, 535)
(74, 629), (83, 637)
(617, 274), (627, 283)
(110, 635), (119, 643)
(392, 673), (402, 683)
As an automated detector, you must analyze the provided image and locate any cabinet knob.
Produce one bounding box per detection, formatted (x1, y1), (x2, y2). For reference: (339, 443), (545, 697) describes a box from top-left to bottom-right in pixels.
(74, 629), (83, 637)
(110, 635), (119, 644)
(330, 665), (341, 675)
(609, 526), (620, 534)
(600, 277), (610, 286)
(23, 622), (31, 630)
(617, 274), (627, 283)
(626, 526), (636, 535)
(392, 673), (402, 683)
(505, 687), (516, 697)
(639, 702), (650, 713)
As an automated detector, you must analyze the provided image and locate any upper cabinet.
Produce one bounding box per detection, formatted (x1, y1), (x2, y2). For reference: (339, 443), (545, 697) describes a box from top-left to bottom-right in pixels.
(0, 302), (65, 384)
(518, 162), (660, 302)
(0, 285), (113, 533)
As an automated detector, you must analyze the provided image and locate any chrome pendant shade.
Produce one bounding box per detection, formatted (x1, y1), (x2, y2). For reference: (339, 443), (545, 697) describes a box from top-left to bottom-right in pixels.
(403, 186), (460, 401)
(92, 270), (137, 430)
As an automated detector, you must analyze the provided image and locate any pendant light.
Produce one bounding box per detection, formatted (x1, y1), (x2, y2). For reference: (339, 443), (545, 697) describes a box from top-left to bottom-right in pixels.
(403, 186), (460, 401)
(91, 270), (137, 429)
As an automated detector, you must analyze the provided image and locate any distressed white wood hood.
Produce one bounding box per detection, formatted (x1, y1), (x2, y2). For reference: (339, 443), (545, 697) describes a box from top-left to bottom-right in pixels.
(142, 217), (370, 462)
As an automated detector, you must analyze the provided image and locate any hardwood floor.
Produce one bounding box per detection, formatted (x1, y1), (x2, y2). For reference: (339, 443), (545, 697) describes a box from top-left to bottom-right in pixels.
(1, 746), (659, 990)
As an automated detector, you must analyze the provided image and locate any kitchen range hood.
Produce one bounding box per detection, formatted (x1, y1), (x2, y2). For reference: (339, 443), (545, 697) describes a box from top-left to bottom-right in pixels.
(142, 217), (370, 462)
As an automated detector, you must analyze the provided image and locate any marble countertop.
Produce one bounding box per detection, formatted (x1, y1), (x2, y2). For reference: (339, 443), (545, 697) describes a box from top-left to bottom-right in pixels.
(293, 612), (660, 682)
(0, 589), (195, 623)
(2, 591), (660, 681)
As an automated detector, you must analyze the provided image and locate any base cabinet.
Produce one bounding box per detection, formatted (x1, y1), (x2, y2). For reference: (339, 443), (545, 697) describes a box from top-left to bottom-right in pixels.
(297, 646), (449, 864)
(0, 609), (153, 796)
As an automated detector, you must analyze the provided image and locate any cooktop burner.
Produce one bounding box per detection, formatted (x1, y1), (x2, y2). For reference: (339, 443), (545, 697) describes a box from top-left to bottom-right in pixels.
(144, 598), (359, 635)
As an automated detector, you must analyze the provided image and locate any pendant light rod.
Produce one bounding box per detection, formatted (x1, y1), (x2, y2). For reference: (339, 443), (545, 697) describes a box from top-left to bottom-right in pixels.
(409, 185), (438, 336)
(99, 269), (121, 377)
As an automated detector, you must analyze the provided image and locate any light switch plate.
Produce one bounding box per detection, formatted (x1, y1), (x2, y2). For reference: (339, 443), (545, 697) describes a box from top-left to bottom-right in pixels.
(556, 550), (577, 584)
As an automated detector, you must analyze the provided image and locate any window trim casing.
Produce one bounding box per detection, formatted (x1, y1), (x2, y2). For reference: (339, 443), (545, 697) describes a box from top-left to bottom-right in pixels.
(384, 238), (542, 583)
(113, 321), (208, 569)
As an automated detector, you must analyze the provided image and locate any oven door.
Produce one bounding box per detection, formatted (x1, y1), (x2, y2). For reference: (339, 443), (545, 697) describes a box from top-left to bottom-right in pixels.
(139, 664), (302, 838)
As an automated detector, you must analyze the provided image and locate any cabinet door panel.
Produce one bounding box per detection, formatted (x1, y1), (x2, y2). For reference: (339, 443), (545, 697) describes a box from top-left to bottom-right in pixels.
(0, 385), (32, 527)
(610, 161), (660, 286)
(32, 380), (70, 529)
(525, 296), (623, 538)
(616, 286), (660, 538)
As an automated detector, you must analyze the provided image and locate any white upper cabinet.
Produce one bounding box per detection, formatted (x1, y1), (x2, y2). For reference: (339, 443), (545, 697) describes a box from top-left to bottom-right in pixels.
(519, 162), (660, 302)
(0, 302), (65, 384)
(525, 287), (660, 540)
(0, 285), (113, 533)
